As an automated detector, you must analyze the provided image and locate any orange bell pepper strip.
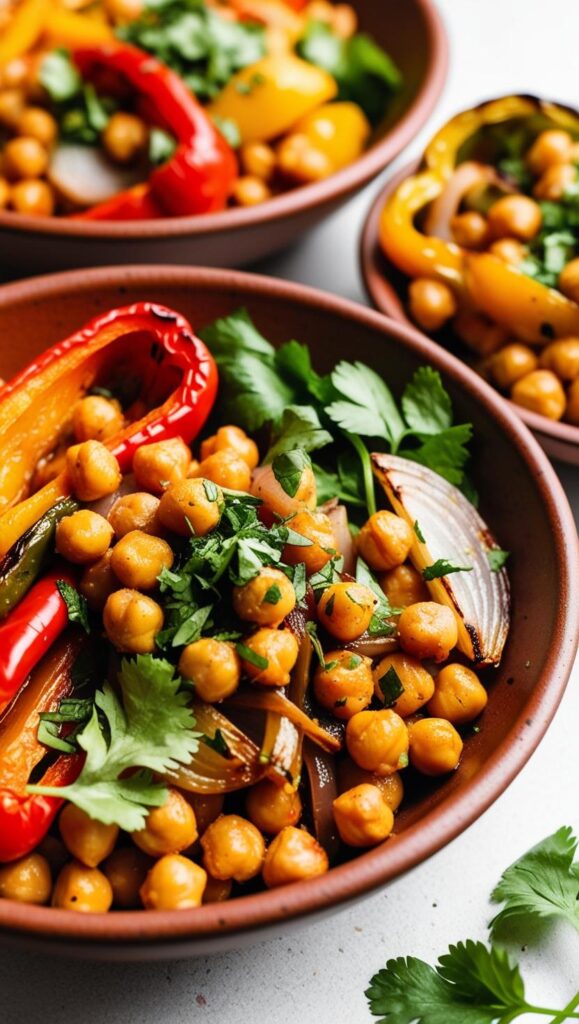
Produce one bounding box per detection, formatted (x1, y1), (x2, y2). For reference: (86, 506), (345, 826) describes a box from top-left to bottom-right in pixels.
(0, 0), (48, 64)
(42, 7), (114, 48)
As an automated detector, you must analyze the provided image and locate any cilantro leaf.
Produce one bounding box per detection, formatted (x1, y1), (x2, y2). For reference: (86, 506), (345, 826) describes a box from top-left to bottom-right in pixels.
(487, 549), (510, 572)
(366, 942), (528, 1024)
(149, 127), (177, 166)
(402, 367), (453, 435)
(29, 655), (200, 830)
(490, 826), (579, 936)
(378, 666), (405, 708)
(39, 48), (82, 102)
(327, 360), (406, 445)
(356, 556), (398, 636)
(56, 579), (90, 634)
(265, 405), (333, 462)
(423, 559), (473, 581)
(272, 448), (311, 498)
(406, 424), (473, 486)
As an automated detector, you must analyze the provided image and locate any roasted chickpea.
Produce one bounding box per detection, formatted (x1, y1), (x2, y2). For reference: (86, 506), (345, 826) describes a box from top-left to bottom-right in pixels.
(262, 826), (328, 888)
(246, 780), (302, 834)
(318, 582), (377, 643)
(103, 847), (151, 908)
(373, 652), (435, 717)
(313, 650), (373, 720)
(80, 549), (117, 611)
(539, 338), (579, 381)
(283, 508), (337, 575)
(233, 567), (296, 627)
(239, 627), (299, 687)
(527, 129), (573, 173)
(251, 462), (317, 516)
(511, 369), (566, 420)
(0, 89), (25, 129)
(379, 563), (428, 609)
(0, 175), (9, 209)
(333, 784), (394, 847)
(103, 588), (164, 653)
(408, 278), (457, 332)
(489, 343), (539, 390)
(66, 440), (122, 502)
(566, 378), (579, 424)
(185, 793), (224, 836)
(453, 311), (509, 355)
(200, 424), (259, 469)
(192, 450), (252, 492)
(158, 477), (223, 537)
(277, 133), (332, 182)
(10, 178), (54, 216)
(17, 106), (58, 147)
(201, 814), (265, 883)
(110, 530), (173, 590)
(140, 855), (207, 910)
(533, 163), (575, 201)
(0, 59), (28, 89)
(103, 112), (148, 164)
(73, 395), (123, 443)
(58, 805), (118, 870)
(450, 211), (489, 249)
(108, 492), (160, 538)
(3, 135), (48, 180)
(488, 237), (527, 266)
(56, 509), (113, 564)
(346, 709), (408, 776)
(488, 194), (542, 241)
(132, 437), (191, 494)
(559, 257), (579, 303)
(232, 175), (272, 206)
(0, 853), (51, 904)
(240, 141), (276, 181)
(337, 760), (404, 812)
(178, 637), (241, 702)
(428, 663), (488, 724)
(203, 875), (233, 903)
(357, 511), (413, 572)
(398, 601), (458, 663)
(133, 788), (198, 857)
(52, 861), (113, 912)
(408, 717), (463, 775)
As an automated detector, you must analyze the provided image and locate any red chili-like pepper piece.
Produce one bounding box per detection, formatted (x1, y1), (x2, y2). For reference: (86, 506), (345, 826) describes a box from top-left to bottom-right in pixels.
(77, 182), (163, 221)
(72, 43), (237, 220)
(0, 756), (80, 863)
(0, 567), (76, 714)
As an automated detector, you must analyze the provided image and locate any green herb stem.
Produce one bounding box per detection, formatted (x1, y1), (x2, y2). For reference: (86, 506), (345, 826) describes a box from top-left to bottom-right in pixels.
(346, 432), (376, 517)
(546, 992), (579, 1023)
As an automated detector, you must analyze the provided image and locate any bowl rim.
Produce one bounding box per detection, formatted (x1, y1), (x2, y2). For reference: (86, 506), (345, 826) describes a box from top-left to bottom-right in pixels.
(360, 157), (579, 453)
(0, 264), (577, 949)
(0, 0), (448, 243)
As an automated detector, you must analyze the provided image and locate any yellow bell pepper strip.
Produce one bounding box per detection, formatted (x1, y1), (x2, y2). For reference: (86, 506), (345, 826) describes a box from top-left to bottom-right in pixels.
(293, 101), (371, 172)
(379, 170), (464, 287)
(208, 53), (337, 144)
(465, 252), (579, 344)
(0, 0), (48, 64)
(43, 7), (114, 47)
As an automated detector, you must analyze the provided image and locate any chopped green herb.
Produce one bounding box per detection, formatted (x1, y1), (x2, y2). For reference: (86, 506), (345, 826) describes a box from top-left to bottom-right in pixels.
(379, 666), (405, 707)
(263, 584), (282, 605)
(487, 548), (510, 572)
(422, 560), (473, 581)
(347, 655), (362, 670)
(324, 593), (336, 617)
(56, 580), (90, 634)
(202, 728), (231, 759)
(203, 479), (220, 503)
(211, 114), (241, 149)
(305, 621), (326, 666)
(236, 643), (268, 671)
(413, 520), (425, 543)
(323, 660), (339, 672)
(149, 127), (177, 166)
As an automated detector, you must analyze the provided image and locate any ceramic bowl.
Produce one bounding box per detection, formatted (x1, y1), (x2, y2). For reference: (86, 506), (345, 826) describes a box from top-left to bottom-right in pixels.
(0, 0), (448, 275)
(0, 265), (576, 959)
(361, 161), (579, 465)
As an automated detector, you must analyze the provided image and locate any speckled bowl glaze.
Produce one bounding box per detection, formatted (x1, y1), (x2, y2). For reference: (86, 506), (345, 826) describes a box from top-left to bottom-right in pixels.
(0, 0), (448, 275)
(361, 160), (579, 465)
(0, 265), (576, 960)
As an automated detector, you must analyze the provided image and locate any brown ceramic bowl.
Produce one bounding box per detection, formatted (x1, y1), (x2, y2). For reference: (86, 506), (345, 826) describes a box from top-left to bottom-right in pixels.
(0, 265), (576, 960)
(361, 161), (579, 465)
(0, 0), (447, 276)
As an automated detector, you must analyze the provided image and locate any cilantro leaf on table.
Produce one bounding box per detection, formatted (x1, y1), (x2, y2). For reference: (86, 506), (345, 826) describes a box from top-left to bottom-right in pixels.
(298, 20), (401, 124)
(117, 0), (265, 100)
(366, 942), (531, 1024)
(490, 826), (579, 936)
(29, 656), (200, 830)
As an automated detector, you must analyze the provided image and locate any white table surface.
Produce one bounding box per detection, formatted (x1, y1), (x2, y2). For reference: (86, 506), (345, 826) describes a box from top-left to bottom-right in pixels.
(3, 0), (579, 1020)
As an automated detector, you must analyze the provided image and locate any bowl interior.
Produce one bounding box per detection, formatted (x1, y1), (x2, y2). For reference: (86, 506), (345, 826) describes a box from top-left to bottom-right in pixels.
(0, 266), (576, 952)
(361, 162), (579, 464)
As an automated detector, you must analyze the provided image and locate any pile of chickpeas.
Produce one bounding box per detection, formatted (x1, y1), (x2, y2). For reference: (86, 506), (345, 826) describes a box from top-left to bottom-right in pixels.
(407, 128), (579, 425)
(0, 393), (491, 912)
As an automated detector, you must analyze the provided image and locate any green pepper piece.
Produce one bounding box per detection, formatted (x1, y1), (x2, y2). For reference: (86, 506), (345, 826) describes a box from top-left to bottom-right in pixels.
(0, 497), (79, 619)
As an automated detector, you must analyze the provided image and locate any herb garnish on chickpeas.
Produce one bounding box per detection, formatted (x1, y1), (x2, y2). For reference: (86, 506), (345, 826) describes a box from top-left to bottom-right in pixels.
(0, 305), (510, 913)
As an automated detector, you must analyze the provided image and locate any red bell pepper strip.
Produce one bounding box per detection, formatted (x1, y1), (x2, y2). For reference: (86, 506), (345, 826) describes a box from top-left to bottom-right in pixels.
(0, 566), (76, 715)
(0, 635), (82, 862)
(0, 301), (218, 552)
(78, 182), (164, 221)
(72, 43), (237, 220)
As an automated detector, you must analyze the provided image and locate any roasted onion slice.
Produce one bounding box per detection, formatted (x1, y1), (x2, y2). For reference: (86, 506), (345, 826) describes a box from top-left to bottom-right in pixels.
(372, 453), (510, 666)
(165, 700), (266, 794)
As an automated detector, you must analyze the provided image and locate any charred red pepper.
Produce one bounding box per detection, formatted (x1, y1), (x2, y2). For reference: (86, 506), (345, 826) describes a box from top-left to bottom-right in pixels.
(0, 636), (82, 862)
(0, 301), (218, 555)
(72, 43), (237, 220)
